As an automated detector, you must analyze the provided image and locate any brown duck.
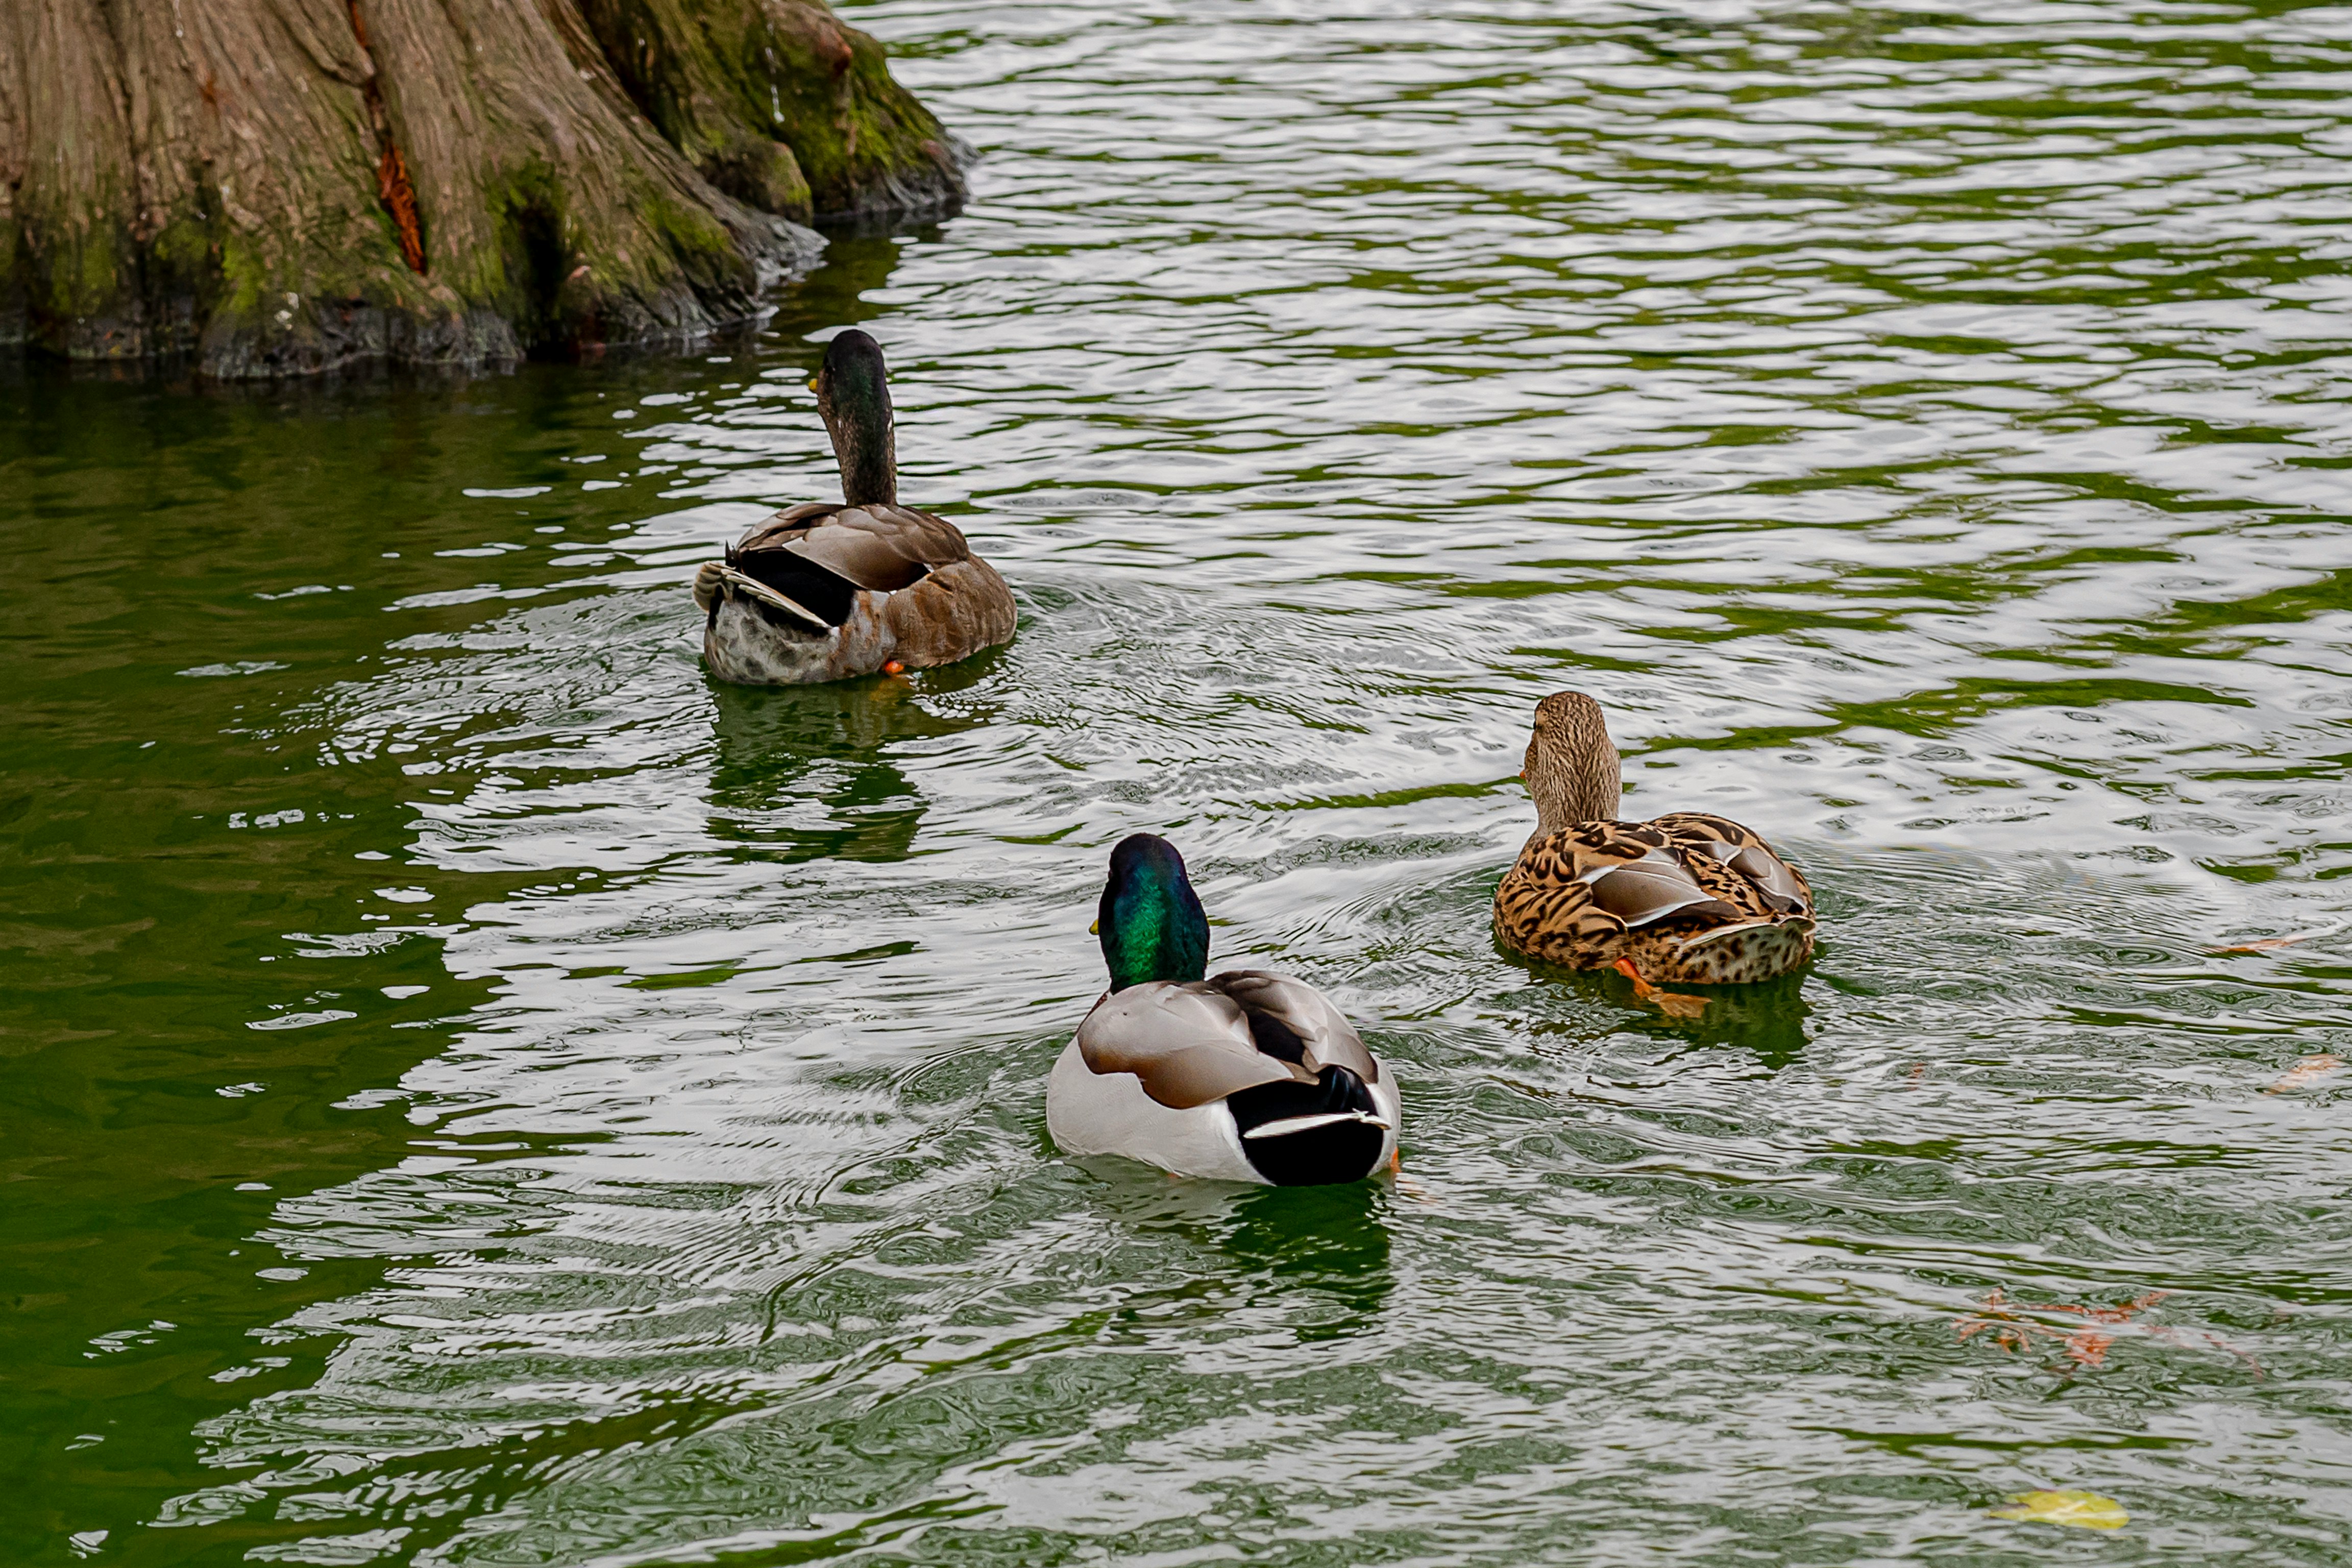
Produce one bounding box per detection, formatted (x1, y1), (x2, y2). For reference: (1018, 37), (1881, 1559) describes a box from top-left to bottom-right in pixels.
(1493, 692), (1816, 1002)
(693, 330), (1016, 685)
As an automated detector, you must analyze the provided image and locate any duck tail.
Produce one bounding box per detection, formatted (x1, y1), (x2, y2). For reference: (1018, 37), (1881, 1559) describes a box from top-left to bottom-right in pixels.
(693, 561), (726, 616)
(1674, 916), (1815, 984)
(701, 563), (831, 632)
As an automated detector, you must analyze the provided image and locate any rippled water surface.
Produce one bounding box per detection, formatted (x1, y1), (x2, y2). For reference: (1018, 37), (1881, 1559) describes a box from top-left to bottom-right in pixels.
(10, 1), (2352, 1562)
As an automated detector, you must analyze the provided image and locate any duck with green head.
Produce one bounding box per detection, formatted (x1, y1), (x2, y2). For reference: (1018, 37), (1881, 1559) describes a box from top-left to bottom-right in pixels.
(1047, 835), (1402, 1185)
(693, 330), (1017, 684)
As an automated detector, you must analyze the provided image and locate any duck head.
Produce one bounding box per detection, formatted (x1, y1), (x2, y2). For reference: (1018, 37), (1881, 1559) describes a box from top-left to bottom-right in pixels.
(814, 329), (896, 507)
(1523, 691), (1622, 833)
(1097, 834), (1210, 993)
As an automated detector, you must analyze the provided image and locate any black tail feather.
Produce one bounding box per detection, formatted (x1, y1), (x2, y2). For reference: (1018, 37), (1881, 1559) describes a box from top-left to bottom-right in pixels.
(730, 550), (859, 627)
(1227, 1067), (1385, 1186)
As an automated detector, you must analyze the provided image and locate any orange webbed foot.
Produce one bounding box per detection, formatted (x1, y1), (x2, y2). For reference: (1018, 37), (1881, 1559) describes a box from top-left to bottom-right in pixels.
(1612, 957), (1708, 1018)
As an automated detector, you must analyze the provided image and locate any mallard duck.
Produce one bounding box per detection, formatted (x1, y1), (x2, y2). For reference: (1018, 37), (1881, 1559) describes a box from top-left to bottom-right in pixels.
(1492, 692), (1816, 997)
(692, 330), (1016, 685)
(1048, 835), (1402, 1186)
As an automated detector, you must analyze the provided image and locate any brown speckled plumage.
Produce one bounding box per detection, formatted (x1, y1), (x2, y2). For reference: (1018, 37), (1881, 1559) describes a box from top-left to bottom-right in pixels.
(1493, 693), (1816, 986)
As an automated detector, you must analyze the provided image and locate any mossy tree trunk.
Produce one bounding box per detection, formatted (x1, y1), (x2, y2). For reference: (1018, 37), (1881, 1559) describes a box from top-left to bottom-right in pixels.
(0, 0), (963, 377)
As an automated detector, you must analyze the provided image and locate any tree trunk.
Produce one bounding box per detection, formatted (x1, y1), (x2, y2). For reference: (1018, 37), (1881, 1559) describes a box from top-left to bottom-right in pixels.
(0, 0), (964, 378)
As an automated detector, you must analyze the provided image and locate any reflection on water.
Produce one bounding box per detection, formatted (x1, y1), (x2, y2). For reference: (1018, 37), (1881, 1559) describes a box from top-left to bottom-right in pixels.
(708, 676), (996, 862)
(1506, 957), (1818, 1068)
(1221, 1183), (1396, 1335)
(6, 0), (2352, 1563)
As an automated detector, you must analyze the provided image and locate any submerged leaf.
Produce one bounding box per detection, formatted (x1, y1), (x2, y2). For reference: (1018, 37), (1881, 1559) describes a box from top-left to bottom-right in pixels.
(2266, 1054), (2342, 1094)
(1955, 1289), (2181, 1374)
(2210, 925), (2337, 953)
(1990, 1489), (2128, 1530)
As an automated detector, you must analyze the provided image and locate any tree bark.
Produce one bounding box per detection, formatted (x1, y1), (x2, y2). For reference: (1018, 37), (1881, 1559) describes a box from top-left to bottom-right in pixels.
(0, 0), (964, 378)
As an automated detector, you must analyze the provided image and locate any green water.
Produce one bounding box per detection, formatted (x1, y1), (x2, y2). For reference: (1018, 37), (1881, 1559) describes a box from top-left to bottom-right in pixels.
(8, 1), (2352, 1562)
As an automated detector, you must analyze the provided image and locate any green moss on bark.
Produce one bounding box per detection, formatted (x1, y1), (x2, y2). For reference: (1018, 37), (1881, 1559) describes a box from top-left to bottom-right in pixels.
(575, 0), (966, 223)
(24, 171), (145, 357)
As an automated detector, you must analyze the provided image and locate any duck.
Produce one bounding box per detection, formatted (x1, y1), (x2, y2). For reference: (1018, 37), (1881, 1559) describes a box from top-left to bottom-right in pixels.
(1492, 692), (1816, 1001)
(692, 330), (1016, 685)
(1047, 835), (1402, 1186)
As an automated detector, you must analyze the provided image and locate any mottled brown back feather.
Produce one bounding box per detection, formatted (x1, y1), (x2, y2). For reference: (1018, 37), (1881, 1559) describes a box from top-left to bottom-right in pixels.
(1493, 812), (1815, 985)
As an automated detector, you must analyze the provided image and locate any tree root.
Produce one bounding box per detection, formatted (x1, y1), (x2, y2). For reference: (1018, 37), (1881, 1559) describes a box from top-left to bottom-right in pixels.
(0, 0), (961, 377)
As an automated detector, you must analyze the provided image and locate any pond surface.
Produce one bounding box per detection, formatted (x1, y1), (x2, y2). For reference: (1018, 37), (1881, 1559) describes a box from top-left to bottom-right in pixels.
(8, 1), (2352, 1563)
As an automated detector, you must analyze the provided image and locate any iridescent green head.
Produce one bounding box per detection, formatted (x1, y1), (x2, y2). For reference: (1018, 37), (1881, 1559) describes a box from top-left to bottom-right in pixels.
(814, 329), (896, 507)
(1098, 834), (1210, 993)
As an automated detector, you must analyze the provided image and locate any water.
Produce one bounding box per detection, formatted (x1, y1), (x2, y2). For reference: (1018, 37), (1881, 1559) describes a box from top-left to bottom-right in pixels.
(7, 0), (2352, 1561)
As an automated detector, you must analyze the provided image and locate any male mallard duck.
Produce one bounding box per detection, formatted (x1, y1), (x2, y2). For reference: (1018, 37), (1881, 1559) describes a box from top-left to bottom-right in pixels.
(1048, 835), (1402, 1186)
(692, 330), (1016, 685)
(1493, 692), (1816, 997)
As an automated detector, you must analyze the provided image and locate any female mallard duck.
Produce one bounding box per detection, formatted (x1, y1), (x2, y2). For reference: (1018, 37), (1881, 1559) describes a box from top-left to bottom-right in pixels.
(692, 330), (1016, 685)
(1048, 835), (1402, 1186)
(1493, 692), (1816, 997)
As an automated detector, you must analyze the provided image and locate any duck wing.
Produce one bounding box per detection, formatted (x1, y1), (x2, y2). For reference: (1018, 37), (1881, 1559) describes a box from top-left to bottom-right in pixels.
(727, 501), (842, 555)
(1077, 982), (1306, 1110)
(718, 504), (974, 627)
(1203, 969), (1383, 1086)
(788, 504), (970, 591)
(1645, 813), (1812, 919)
(1508, 820), (1746, 933)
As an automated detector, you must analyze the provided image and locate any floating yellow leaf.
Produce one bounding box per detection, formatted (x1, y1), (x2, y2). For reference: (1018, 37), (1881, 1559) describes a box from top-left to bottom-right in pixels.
(1989, 1489), (2128, 1531)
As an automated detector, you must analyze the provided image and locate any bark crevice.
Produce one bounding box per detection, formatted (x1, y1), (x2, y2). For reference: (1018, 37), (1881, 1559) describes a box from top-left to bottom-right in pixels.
(348, 1), (428, 275)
